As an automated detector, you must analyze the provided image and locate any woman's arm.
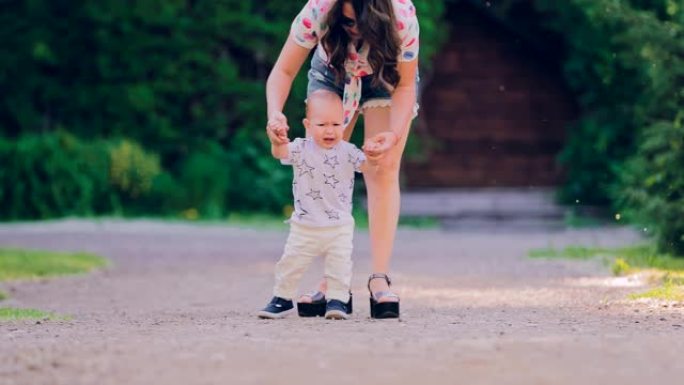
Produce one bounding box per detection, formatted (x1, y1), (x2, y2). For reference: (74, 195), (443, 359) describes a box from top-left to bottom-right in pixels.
(363, 59), (418, 158)
(389, 59), (418, 143)
(265, 37), (311, 144)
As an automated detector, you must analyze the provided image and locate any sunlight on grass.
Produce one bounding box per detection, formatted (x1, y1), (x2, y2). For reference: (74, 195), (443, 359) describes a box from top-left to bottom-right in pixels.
(528, 246), (598, 260)
(529, 244), (684, 302)
(0, 307), (69, 322)
(529, 244), (684, 272)
(0, 248), (108, 281)
(629, 283), (684, 302)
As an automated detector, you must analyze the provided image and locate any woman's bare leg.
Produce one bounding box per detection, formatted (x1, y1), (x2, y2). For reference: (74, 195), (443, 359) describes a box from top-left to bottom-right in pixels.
(362, 106), (411, 302)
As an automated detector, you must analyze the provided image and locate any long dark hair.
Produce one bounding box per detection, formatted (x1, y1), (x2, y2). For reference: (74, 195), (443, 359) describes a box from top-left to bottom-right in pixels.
(321, 0), (401, 90)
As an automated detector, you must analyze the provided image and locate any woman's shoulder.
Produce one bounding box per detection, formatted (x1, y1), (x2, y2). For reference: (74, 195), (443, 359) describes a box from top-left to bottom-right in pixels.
(291, 0), (338, 48)
(391, 0), (419, 61)
(305, 0), (337, 17)
(391, 0), (418, 22)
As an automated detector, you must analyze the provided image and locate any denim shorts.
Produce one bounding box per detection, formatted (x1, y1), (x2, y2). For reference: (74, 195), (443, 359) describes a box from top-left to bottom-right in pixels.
(307, 50), (419, 113)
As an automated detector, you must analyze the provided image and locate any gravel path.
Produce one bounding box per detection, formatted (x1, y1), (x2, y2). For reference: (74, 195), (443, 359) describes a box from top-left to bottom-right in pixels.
(0, 220), (682, 385)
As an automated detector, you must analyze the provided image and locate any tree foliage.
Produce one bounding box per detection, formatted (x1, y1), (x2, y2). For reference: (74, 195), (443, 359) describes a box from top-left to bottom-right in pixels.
(527, 0), (684, 254)
(0, 0), (446, 219)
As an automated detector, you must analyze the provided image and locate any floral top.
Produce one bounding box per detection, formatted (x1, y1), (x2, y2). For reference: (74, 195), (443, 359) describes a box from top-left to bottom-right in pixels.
(290, 0), (420, 127)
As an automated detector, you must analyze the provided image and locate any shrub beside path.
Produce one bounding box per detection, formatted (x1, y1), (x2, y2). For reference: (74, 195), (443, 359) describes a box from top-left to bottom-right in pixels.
(1, 220), (682, 385)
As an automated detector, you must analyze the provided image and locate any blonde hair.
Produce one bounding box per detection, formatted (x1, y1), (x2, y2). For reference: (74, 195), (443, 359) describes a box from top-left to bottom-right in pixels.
(305, 90), (343, 117)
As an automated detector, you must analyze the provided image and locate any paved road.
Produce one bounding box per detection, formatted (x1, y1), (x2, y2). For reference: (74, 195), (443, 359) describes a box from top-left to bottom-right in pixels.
(0, 220), (682, 385)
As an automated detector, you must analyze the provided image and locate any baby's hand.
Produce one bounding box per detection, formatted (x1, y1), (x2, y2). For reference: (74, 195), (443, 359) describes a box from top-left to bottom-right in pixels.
(363, 131), (399, 160)
(362, 140), (383, 164)
(266, 113), (290, 145)
(271, 127), (289, 144)
(363, 146), (380, 167)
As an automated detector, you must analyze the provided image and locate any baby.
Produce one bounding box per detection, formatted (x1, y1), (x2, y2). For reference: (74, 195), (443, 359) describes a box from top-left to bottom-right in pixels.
(258, 90), (375, 320)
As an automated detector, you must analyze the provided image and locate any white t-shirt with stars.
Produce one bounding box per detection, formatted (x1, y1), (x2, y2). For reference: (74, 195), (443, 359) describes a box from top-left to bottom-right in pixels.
(282, 138), (366, 228)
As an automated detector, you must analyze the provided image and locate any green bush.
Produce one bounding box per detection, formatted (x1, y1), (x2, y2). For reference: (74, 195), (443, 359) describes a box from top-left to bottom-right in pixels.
(503, 0), (683, 255)
(456, 0), (683, 255)
(177, 144), (230, 219)
(620, 120), (684, 255)
(0, 1), (447, 220)
(529, 0), (684, 206)
(0, 133), (163, 220)
(0, 133), (108, 219)
(109, 140), (161, 200)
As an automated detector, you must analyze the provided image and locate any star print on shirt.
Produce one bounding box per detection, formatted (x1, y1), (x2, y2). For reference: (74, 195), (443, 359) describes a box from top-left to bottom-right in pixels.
(323, 173), (340, 189)
(297, 159), (315, 179)
(338, 192), (349, 204)
(289, 144), (303, 164)
(295, 199), (309, 220)
(325, 210), (340, 220)
(323, 154), (340, 169)
(305, 189), (323, 200)
(349, 177), (355, 190)
(348, 152), (358, 165)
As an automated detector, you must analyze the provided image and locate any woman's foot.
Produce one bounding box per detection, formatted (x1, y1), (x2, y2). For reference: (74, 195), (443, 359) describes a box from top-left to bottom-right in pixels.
(297, 278), (353, 317)
(368, 274), (399, 303)
(368, 273), (399, 319)
(296, 291), (327, 317)
(298, 279), (327, 303)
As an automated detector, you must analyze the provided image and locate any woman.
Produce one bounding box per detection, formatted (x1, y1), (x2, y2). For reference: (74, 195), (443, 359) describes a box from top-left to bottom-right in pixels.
(265, 0), (419, 318)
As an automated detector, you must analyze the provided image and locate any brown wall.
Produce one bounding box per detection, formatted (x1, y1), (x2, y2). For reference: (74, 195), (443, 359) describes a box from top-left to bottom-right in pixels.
(404, 2), (577, 188)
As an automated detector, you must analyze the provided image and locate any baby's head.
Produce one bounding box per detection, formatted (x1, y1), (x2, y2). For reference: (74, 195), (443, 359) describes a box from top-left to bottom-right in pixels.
(304, 90), (345, 149)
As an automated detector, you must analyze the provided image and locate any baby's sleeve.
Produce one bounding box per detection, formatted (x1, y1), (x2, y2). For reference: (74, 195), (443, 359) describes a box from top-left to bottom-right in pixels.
(280, 138), (305, 166)
(347, 143), (366, 173)
(394, 0), (420, 62)
(290, 0), (332, 49)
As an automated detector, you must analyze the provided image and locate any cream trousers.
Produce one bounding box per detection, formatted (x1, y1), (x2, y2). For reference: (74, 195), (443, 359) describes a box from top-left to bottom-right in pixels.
(273, 221), (354, 303)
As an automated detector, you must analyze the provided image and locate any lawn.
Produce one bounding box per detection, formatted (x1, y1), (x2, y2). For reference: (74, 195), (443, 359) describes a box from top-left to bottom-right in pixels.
(529, 244), (684, 302)
(0, 247), (108, 321)
(0, 248), (108, 281)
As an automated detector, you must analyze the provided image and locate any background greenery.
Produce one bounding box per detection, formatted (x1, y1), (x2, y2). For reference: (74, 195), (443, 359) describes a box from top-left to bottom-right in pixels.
(0, 0), (446, 219)
(0, 0), (682, 255)
(531, 0), (684, 255)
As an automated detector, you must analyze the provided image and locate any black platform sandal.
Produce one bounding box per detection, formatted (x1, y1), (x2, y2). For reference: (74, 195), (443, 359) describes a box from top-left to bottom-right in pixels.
(297, 291), (353, 317)
(368, 273), (400, 319)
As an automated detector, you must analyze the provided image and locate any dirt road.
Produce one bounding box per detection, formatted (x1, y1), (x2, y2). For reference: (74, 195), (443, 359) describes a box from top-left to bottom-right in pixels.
(1, 220), (682, 385)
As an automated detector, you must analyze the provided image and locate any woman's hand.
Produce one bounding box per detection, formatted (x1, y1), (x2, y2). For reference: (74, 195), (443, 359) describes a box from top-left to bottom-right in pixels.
(266, 111), (290, 144)
(362, 131), (399, 162)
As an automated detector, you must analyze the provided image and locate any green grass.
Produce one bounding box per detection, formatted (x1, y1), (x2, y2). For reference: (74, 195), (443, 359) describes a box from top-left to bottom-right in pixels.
(528, 244), (684, 272)
(528, 246), (600, 260)
(0, 248), (105, 322)
(0, 248), (108, 281)
(398, 215), (440, 229)
(529, 244), (684, 302)
(0, 290), (7, 301)
(629, 283), (684, 302)
(563, 209), (606, 228)
(0, 307), (69, 322)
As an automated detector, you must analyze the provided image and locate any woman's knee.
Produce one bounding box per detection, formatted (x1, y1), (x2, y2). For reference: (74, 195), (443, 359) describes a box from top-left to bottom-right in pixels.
(366, 158), (401, 185)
